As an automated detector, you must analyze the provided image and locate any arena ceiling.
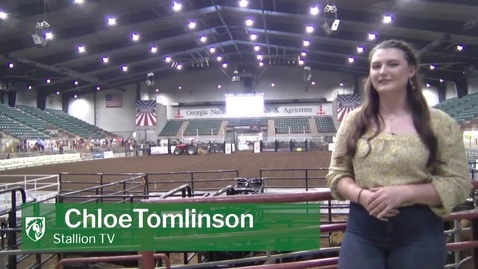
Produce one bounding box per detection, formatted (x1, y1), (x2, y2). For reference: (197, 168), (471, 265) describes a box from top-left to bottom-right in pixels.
(0, 0), (478, 97)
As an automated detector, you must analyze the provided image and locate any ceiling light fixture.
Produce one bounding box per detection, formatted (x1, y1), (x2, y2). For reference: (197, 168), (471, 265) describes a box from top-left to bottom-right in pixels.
(383, 15), (393, 24)
(250, 33), (257, 40)
(239, 0), (248, 8)
(107, 17), (116, 25)
(173, 2), (182, 11)
(245, 18), (254, 26)
(150, 46), (157, 53)
(310, 6), (319, 15)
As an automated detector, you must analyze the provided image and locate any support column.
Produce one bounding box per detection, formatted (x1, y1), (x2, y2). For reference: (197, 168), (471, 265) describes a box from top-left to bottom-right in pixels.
(62, 94), (69, 113)
(7, 91), (16, 107)
(36, 91), (47, 110)
(136, 82), (141, 101)
(437, 82), (447, 103)
(353, 75), (360, 94)
(455, 76), (469, 99)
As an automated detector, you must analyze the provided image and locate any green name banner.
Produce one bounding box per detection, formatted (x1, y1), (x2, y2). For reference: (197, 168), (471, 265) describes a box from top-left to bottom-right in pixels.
(22, 202), (321, 252)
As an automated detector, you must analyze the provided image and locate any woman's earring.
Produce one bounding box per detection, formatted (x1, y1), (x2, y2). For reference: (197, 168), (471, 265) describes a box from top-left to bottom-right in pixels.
(409, 77), (416, 90)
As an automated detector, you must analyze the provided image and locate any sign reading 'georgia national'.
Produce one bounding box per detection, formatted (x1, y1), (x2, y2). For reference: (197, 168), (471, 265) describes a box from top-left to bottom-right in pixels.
(22, 203), (321, 252)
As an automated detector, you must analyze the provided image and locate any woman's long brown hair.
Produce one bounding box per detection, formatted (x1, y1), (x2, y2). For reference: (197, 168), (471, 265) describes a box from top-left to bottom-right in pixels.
(336, 40), (439, 169)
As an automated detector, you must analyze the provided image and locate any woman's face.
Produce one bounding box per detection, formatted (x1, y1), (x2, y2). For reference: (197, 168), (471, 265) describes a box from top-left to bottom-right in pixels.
(370, 48), (415, 94)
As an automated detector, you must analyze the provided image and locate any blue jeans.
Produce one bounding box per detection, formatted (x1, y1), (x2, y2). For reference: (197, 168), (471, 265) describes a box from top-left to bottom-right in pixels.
(338, 202), (448, 269)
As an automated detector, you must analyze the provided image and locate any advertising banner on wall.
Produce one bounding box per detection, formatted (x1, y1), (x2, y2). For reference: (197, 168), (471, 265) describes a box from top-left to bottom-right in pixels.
(171, 103), (332, 119)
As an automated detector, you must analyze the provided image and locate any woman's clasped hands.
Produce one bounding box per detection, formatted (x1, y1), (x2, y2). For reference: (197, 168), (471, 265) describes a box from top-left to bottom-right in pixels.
(358, 186), (409, 221)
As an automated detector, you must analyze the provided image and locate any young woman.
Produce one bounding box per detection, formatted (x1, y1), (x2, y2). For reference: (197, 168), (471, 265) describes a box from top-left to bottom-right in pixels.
(326, 39), (472, 269)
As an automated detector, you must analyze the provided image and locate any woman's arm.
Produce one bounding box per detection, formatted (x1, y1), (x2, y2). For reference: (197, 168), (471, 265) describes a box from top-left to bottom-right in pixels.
(402, 183), (442, 206)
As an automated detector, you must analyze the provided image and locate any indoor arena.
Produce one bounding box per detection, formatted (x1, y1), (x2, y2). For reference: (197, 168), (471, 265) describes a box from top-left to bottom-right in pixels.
(1, 0), (478, 269)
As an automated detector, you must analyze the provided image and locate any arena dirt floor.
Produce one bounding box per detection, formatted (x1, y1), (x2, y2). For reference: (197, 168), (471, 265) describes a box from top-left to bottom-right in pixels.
(0, 151), (340, 269)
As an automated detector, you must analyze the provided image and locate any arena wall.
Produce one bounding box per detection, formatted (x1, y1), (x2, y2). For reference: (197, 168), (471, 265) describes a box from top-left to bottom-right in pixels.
(60, 66), (463, 138)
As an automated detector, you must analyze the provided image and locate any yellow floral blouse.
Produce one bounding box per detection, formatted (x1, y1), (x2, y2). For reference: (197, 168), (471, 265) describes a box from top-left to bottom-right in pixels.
(326, 107), (472, 217)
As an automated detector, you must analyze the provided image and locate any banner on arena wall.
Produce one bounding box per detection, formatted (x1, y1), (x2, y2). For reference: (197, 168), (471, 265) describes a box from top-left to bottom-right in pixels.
(92, 152), (104, 159)
(172, 103), (333, 119)
(21, 203), (321, 252)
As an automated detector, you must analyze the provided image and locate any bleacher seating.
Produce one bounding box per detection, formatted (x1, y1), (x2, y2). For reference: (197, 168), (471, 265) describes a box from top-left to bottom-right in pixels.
(0, 115), (51, 139)
(0, 104), (57, 138)
(274, 117), (311, 134)
(184, 119), (223, 135)
(159, 120), (184, 136)
(46, 108), (110, 137)
(434, 93), (478, 123)
(314, 116), (337, 132)
(17, 105), (103, 139)
(227, 117), (268, 127)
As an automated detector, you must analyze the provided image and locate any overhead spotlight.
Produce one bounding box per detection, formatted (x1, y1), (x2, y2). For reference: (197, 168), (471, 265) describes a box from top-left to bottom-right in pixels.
(176, 64), (182, 70)
(188, 21), (196, 29)
(217, 55), (222, 61)
(383, 15), (393, 24)
(165, 56), (171, 62)
(46, 79), (51, 83)
(56, 91), (59, 95)
(306, 25), (314, 33)
(222, 62), (228, 68)
(0, 11), (7, 19)
(45, 32), (53, 40)
(340, 83), (344, 86)
(150, 46), (157, 53)
(301, 51), (307, 57)
(457, 45), (464, 51)
(74, 0), (83, 4)
(254, 45), (260, 51)
(250, 33), (257, 40)
(107, 17), (116, 25)
(8, 63), (13, 68)
(77, 46), (85, 53)
(348, 57), (355, 63)
(74, 95), (78, 98)
(173, 2), (182, 11)
(311, 81), (316, 85)
(357, 46), (364, 53)
(271, 83), (275, 87)
(310, 6), (319, 15)
(74, 81), (79, 85)
(97, 87), (101, 90)
(102, 57), (109, 63)
(440, 79), (444, 83)
(146, 72), (155, 86)
(259, 61), (264, 67)
(122, 65), (128, 71)
(299, 59), (304, 65)
(429, 65), (435, 70)
(257, 54), (263, 60)
(200, 35), (207, 42)
(132, 33), (139, 41)
(209, 47), (216, 53)
(368, 33), (377, 40)
(28, 85), (32, 90)
(303, 40), (310, 46)
(239, 0), (248, 7)
(155, 89), (159, 92)
(245, 18), (254, 26)
(426, 83), (431, 87)
(218, 85), (222, 89)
